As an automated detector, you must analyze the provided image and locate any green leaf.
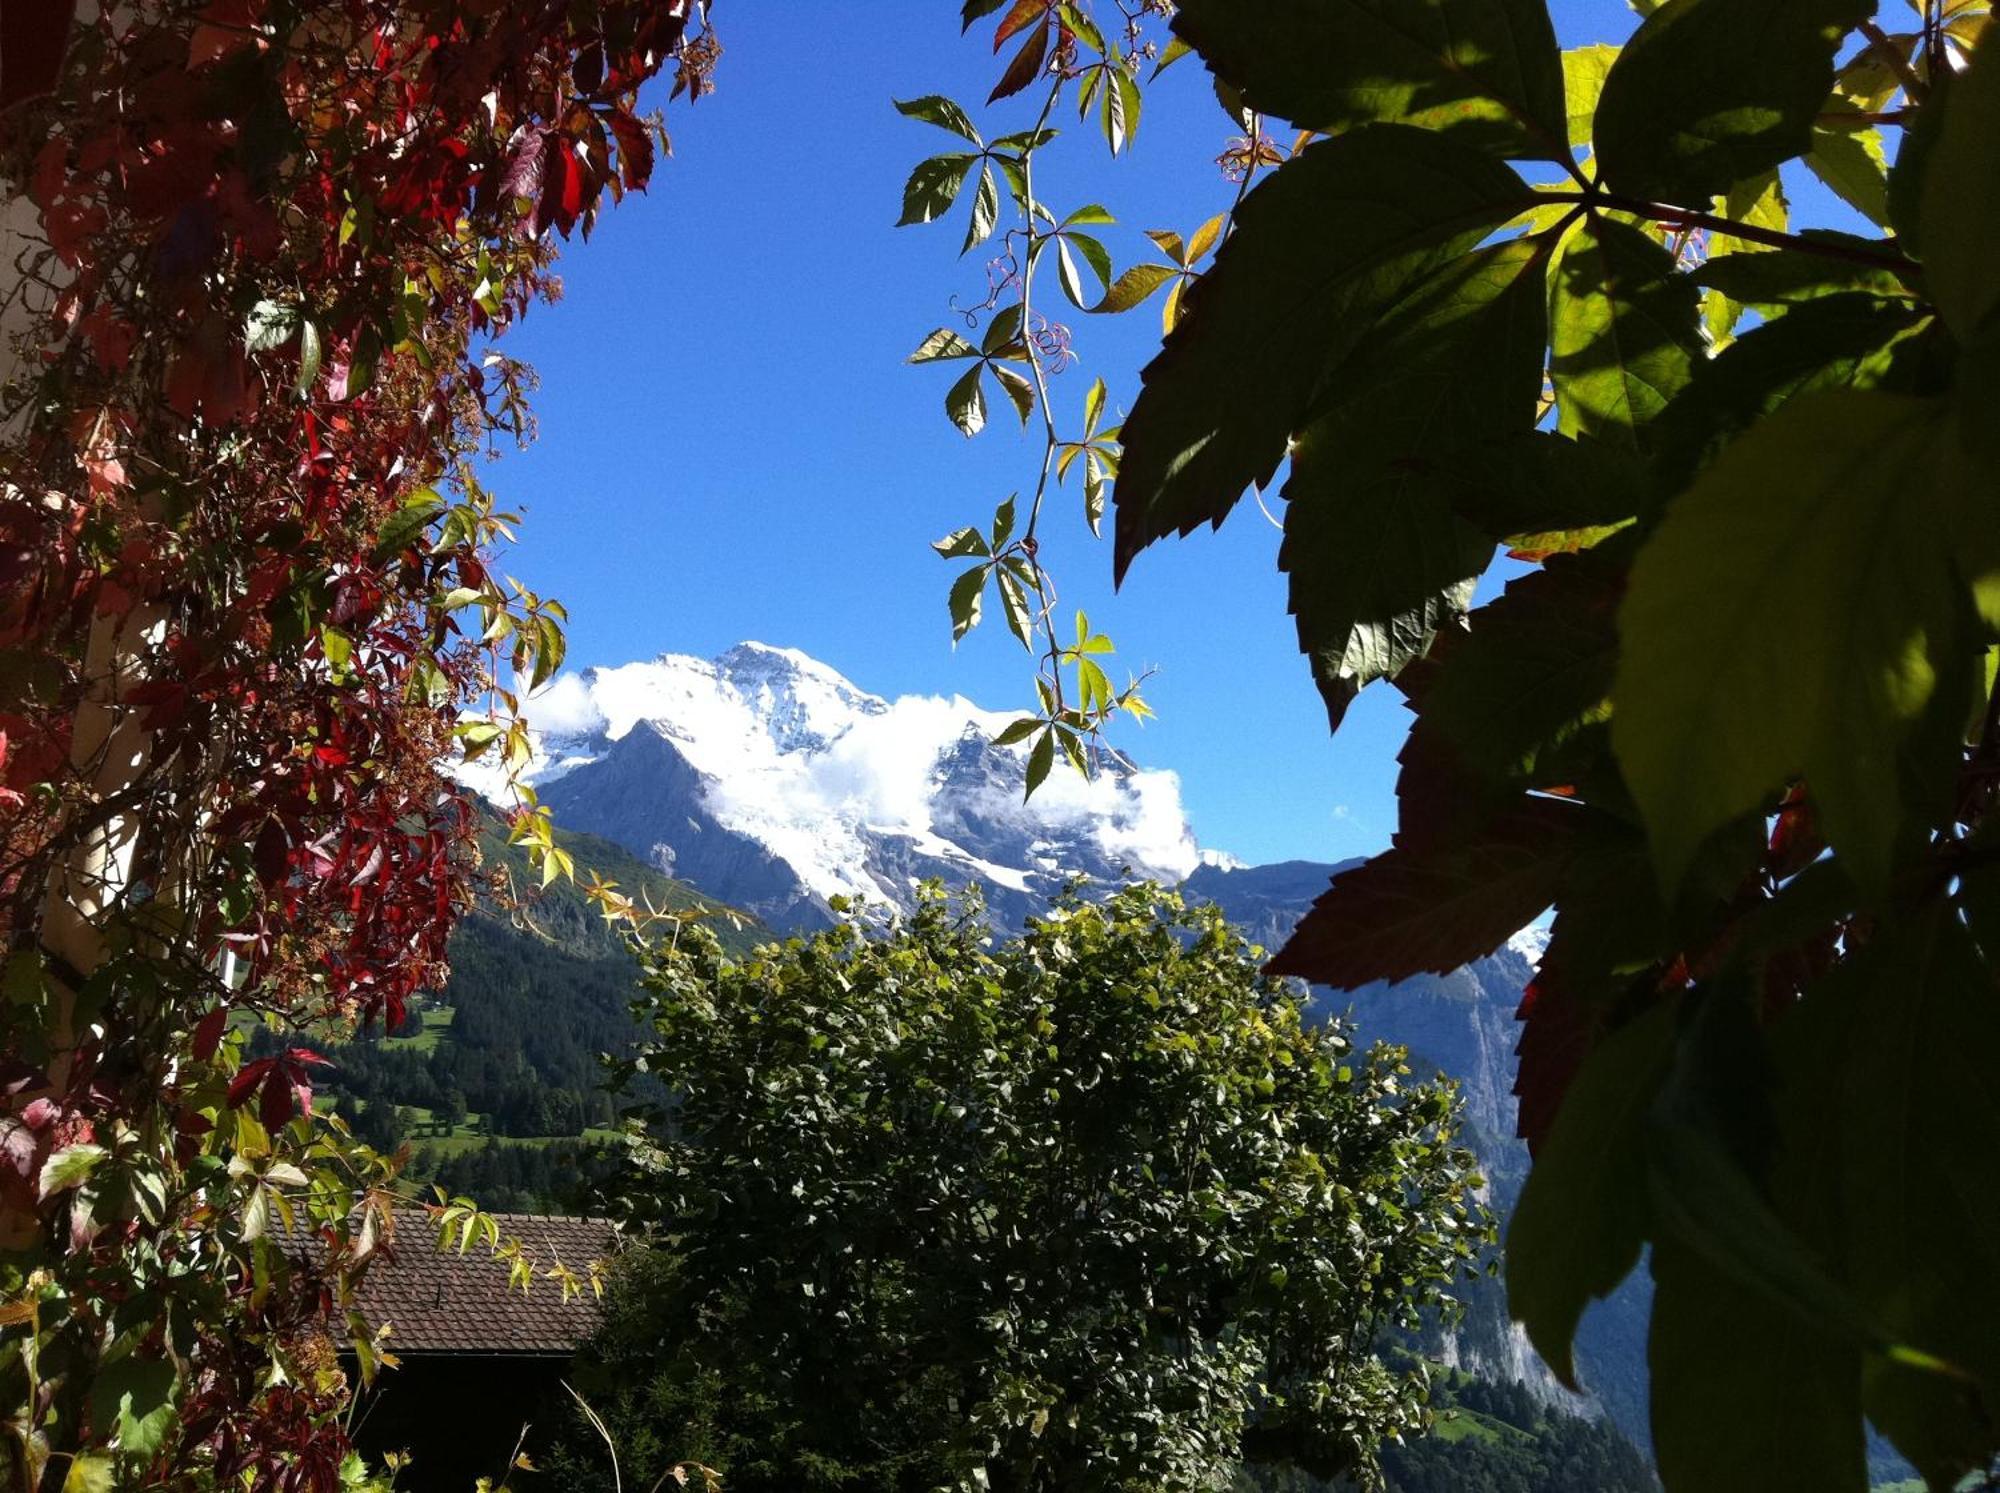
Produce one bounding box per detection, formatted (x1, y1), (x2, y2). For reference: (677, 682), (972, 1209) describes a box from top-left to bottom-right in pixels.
(1054, 237), (1089, 310)
(1024, 729), (1056, 798)
(371, 487), (445, 562)
(1417, 554), (1619, 784)
(1655, 292), (1930, 484)
(1804, 126), (1891, 226)
(1648, 1240), (1866, 1491)
(1442, 430), (1660, 542)
(1777, 911), (2000, 1483)
(948, 566), (986, 642)
(899, 153), (978, 228)
(991, 365), (1036, 424)
(295, 319), (323, 399)
(63, 1456), (115, 1493)
(244, 298), (298, 353)
(991, 493), (1017, 549)
(38, 1143), (106, 1198)
(1112, 69), (1143, 155)
(1171, 0), (1569, 161)
(1549, 216), (1704, 451)
(991, 717), (1041, 747)
(1693, 241), (1915, 312)
(1561, 44), (1620, 147)
(89, 1356), (177, 1460)
(894, 95), (982, 144)
(1507, 1000), (1675, 1387)
(995, 566), (1035, 647)
(1280, 236), (1548, 726)
(1712, 167), (1791, 258)
(1887, 58), (1953, 256)
(1593, 0), (1871, 207)
(1919, 38), (2000, 342)
(1114, 128), (1531, 584)
(1091, 262), (1176, 314)
(1066, 232), (1113, 291)
(1613, 391), (1967, 894)
(933, 526), (991, 560)
(946, 364), (987, 437)
(909, 328), (980, 363)
(982, 303), (1025, 356)
(962, 164), (1000, 254)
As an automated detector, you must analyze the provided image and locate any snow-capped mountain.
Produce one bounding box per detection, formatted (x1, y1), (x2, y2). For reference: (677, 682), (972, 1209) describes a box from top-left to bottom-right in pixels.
(476, 642), (1201, 929)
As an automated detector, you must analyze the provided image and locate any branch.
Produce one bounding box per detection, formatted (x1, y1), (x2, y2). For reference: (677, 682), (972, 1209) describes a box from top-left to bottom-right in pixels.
(1546, 191), (1922, 275)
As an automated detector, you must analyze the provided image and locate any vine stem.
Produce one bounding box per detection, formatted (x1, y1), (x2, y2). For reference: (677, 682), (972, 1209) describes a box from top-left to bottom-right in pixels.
(1015, 72), (1070, 716)
(1859, 17), (1929, 102)
(1545, 189), (1923, 274)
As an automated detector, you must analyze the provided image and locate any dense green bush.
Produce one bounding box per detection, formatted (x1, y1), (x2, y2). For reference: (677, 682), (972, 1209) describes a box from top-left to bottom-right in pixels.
(549, 884), (1488, 1492)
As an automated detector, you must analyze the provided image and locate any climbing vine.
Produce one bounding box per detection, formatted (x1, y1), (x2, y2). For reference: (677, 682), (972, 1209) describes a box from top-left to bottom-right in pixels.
(0, 2), (712, 1484)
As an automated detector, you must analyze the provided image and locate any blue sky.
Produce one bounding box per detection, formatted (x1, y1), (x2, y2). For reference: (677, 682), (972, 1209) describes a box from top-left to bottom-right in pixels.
(486, 1), (1816, 867)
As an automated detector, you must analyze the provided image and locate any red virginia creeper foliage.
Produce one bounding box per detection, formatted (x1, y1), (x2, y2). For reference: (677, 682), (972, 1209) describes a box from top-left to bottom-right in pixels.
(0, 0), (711, 1484)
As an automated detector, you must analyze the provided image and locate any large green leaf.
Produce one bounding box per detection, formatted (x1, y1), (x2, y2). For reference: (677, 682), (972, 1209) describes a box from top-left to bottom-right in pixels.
(1549, 217), (1703, 450)
(1562, 44), (1620, 148)
(1693, 241), (1915, 313)
(1919, 38), (2000, 343)
(1593, 0), (1872, 207)
(1278, 236), (1549, 725)
(1613, 391), (1968, 894)
(1777, 913), (2000, 1484)
(1654, 292), (1932, 482)
(88, 1356), (177, 1461)
(1441, 429), (1660, 545)
(1171, 0), (1568, 161)
(1804, 126), (1890, 227)
(1648, 1241), (1866, 1492)
(1113, 128), (1531, 583)
(1415, 552), (1619, 785)
(1506, 999), (1675, 1387)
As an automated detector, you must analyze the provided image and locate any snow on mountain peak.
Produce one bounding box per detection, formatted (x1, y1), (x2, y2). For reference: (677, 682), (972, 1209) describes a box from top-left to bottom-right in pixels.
(1506, 923), (1552, 966)
(481, 643), (1201, 915)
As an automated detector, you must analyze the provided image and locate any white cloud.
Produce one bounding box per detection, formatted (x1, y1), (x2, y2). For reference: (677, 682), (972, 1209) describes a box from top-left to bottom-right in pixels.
(524, 673), (608, 737)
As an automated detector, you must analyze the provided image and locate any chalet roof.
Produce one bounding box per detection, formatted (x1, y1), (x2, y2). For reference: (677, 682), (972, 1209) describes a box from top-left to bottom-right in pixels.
(354, 1210), (618, 1357)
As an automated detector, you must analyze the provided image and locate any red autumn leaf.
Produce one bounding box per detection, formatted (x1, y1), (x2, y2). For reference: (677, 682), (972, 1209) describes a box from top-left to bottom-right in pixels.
(992, 0), (1048, 49)
(192, 1005), (229, 1061)
(226, 1057), (274, 1110)
(1512, 970), (1593, 1154)
(1768, 787), (1822, 879)
(988, 17), (1050, 104)
(1266, 796), (1582, 989)
(258, 1070), (294, 1132)
(606, 107), (655, 191)
(553, 137), (585, 229)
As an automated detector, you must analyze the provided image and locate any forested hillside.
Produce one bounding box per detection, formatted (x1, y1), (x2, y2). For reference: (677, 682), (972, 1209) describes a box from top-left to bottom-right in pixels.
(255, 815), (761, 1202)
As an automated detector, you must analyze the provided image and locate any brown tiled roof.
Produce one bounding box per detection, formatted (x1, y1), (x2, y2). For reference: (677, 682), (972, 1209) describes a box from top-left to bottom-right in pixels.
(353, 1210), (617, 1356)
